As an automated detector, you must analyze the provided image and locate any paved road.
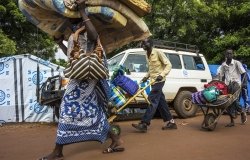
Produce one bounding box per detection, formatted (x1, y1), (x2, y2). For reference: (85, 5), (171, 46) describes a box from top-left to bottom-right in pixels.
(0, 114), (250, 160)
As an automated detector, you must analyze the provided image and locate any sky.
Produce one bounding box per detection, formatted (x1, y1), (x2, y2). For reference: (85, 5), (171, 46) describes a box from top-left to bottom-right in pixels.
(55, 48), (68, 60)
(55, 41), (68, 61)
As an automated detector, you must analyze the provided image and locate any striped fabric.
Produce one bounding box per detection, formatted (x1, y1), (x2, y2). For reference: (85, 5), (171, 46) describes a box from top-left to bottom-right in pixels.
(64, 53), (108, 80)
(64, 34), (108, 80)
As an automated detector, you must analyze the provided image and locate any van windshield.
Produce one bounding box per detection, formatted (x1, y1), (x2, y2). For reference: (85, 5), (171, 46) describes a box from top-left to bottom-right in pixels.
(123, 53), (148, 72)
(108, 53), (125, 71)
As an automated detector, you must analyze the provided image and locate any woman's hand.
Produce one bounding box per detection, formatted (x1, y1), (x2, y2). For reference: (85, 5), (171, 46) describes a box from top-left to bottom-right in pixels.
(76, 0), (98, 42)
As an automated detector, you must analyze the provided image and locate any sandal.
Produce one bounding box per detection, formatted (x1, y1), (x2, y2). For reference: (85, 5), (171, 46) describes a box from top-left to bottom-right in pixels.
(103, 147), (125, 154)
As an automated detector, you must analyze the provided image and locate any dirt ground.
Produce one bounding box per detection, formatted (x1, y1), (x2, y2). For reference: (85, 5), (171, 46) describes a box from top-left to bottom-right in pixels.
(0, 113), (250, 160)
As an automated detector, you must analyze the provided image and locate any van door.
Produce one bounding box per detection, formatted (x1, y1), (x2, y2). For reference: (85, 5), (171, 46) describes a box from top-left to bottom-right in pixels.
(164, 53), (184, 100)
(181, 55), (211, 91)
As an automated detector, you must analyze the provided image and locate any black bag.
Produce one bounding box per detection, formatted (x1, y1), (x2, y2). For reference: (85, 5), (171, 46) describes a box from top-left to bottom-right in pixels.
(63, 26), (108, 80)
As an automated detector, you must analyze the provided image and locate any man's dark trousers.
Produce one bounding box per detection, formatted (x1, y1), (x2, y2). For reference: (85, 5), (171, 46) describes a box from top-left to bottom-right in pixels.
(142, 81), (173, 125)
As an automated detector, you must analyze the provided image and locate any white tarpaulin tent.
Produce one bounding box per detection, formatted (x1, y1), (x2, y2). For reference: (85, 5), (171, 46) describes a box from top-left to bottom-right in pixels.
(0, 54), (64, 123)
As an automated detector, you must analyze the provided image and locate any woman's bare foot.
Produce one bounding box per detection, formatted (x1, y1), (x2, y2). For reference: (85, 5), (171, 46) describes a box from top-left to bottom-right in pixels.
(110, 136), (124, 149)
(38, 152), (63, 160)
(103, 130), (125, 153)
(103, 139), (125, 154)
(39, 144), (64, 160)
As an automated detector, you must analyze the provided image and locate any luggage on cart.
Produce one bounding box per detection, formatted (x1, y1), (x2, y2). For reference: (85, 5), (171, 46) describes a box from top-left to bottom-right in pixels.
(202, 86), (220, 103)
(110, 85), (127, 109)
(196, 80), (242, 131)
(112, 75), (139, 96)
(204, 80), (228, 95)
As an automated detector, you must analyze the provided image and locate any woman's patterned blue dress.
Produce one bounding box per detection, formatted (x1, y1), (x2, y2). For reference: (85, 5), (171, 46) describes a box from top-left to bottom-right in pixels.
(56, 32), (110, 145)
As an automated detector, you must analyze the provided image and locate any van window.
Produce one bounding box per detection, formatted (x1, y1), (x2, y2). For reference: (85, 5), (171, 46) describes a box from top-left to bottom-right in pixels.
(108, 53), (124, 71)
(183, 55), (205, 70)
(165, 53), (182, 69)
(123, 54), (148, 72)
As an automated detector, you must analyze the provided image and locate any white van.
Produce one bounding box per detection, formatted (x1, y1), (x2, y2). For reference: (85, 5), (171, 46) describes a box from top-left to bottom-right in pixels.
(108, 42), (212, 118)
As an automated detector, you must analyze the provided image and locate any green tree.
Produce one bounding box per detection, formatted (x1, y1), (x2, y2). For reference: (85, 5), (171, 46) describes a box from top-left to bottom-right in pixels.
(0, 0), (57, 59)
(1, 0), (249, 67)
(51, 58), (68, 67)
(145, 0), (250, 65)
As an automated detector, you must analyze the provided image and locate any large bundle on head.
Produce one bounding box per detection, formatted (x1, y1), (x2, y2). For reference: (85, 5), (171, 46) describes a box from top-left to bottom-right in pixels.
(18, 0), (151, 54)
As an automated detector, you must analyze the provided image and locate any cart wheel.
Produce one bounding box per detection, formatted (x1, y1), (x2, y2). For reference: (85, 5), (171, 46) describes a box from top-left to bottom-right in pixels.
(110, 124), (121, 136)
(204, 113), (217, 131)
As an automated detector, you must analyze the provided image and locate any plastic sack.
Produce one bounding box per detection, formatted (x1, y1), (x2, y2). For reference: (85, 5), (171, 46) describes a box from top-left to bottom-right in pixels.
(112, 75), (139, 96)
(202, 86), (220, 103)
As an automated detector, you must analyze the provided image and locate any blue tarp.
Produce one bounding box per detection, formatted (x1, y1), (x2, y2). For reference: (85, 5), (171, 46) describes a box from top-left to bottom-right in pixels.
(208, 64), (221, 78)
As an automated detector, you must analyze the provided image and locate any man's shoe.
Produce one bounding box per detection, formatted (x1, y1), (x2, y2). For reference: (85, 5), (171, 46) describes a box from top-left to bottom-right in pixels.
(241, 112), (247, 124)
(132, 122), (147, 132)
(162, 122), (177, 130)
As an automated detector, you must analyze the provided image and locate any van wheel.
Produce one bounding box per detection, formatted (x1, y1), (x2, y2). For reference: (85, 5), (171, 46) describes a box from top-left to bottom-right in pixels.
(174, 91), (198, 118)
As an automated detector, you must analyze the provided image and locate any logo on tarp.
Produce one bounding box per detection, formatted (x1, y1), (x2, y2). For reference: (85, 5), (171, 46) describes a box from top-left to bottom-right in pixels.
(31, 71), (43, 85)
(29, 100), (48, 114)
(0, 62), (10, 75)
(0, 62), (4, 72)
(28, 70), (44, 85)
(0, 89), (11, 106)
(0, 90), (5, 103)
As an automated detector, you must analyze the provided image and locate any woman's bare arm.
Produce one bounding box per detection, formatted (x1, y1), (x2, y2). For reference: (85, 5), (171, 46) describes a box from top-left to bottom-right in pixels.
(54, 36), (67, 55)
(76, 0), (98, 42)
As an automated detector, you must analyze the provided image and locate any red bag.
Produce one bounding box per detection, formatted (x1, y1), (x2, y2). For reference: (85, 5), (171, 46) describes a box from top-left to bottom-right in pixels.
(204, 80), (228, 95)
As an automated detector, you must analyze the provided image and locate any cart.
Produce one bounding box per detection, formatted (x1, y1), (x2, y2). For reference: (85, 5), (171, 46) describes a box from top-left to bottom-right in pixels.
(107, 80), (155, 135)
(108, 80), (155, 123)
(198, 84), (241, 131)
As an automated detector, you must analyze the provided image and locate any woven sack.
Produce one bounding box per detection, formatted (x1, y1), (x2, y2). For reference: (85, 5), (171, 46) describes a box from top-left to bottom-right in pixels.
(110, 85), (126, 108)
(63, 26), (108, 80)
(191, 91), (206, 104)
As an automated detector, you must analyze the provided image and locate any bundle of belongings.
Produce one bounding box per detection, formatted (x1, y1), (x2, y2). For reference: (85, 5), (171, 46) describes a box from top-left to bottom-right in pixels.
(18, 0), (152, 53)
(192, 80), (229, 104)
(110, 65), (139, 108)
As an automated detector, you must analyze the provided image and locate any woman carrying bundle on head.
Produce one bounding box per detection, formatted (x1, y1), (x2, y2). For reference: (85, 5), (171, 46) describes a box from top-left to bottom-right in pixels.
(38, 0), (124, 159)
